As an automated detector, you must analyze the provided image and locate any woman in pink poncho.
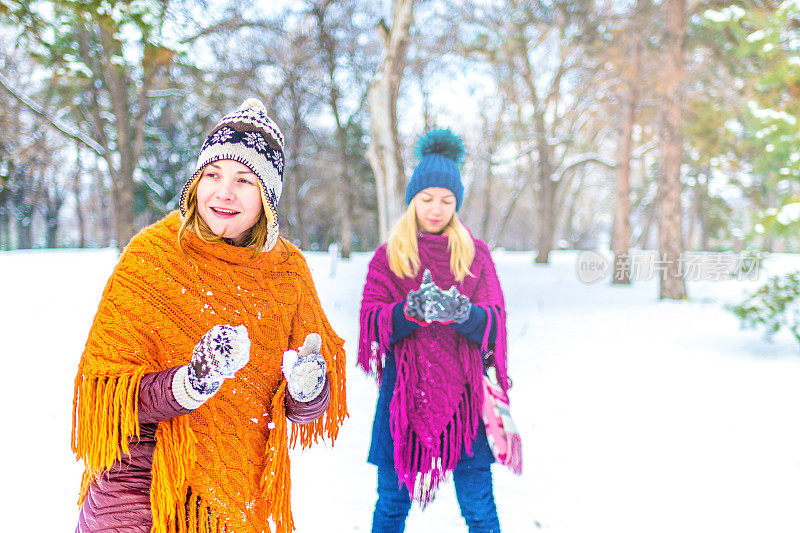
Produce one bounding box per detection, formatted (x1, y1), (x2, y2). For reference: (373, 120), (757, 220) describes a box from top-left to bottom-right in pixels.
(358, 129), (511, 532)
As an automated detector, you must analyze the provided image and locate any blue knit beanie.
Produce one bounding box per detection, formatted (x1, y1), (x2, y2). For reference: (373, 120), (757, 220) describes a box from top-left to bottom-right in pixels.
(405, 129), (465, 211)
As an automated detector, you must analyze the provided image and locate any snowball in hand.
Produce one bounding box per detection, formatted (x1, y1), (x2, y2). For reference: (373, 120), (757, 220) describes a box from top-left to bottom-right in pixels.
(283, 333), (327, 402)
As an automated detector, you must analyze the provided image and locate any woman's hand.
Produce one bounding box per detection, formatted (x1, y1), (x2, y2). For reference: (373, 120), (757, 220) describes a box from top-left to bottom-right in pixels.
(423, 284), (471, 324)
(404, 269), (437, 322)
(405, 268), (471, 324)
(188, 324), (251, 393)
(172, 325), (251, 409)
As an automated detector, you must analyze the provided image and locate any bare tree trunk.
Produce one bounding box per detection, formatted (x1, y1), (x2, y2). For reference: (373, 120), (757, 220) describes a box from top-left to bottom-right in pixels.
(93, 170), (111, 248)
(72, 146), (86, 248)
(534, 174), (556, 263)
(478, 102), (506, 241)
(490, 99), (533, 248)
(75, 22), (159, 250)
(74, 176), (85, 248)
(366, 0), (415, 240)
(11, 159), (39, 249)
(612, 21), (642, 284)
(46, 218), (58, 247)
(517, 29), (555, 263)
(762, 234), (774, 253)
(635, 202), (656, 249)
(108, 172), (134, 248)
(0, 172), (8, 250)
(314, 4), (354, 258)
(481, 165), (493, 240)
(694, 172), (711, 251)
(562, 177), (582, 248)
(699, 191), (710, 251)
(101, 25), (140, 249)
(685, 184), (700, 250)
(418, 65), (432, 132)
(336, 123), (353, 257)
(612, 66), (639, 283)
(285, 81), (306, 248)
(491, 171), (532, 248)
(17, 173), (36, 249)
(17, 215), (33, 248)
(43, 184), (63, 248)
(658, 0), (687, 299)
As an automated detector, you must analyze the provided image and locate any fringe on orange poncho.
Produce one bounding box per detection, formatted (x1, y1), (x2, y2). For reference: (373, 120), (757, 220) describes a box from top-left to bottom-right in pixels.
(71, 211), (346, 533)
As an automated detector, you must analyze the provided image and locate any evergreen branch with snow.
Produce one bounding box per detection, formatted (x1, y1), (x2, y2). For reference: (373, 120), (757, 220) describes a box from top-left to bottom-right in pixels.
(729, 271), (800, 346)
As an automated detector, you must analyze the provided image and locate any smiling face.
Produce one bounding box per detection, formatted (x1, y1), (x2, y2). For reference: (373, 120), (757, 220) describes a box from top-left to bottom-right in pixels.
(412, 187), (457, 234)
(196, 159), (264, 244)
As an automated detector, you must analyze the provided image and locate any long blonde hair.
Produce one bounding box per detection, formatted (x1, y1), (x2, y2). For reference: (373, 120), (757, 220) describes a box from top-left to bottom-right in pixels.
(386, 202), (475, 282)
(178, 174), (270, 258)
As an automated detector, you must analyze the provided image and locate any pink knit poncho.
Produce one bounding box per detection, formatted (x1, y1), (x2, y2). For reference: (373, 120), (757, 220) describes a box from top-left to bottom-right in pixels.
(358, 231), (509, 502)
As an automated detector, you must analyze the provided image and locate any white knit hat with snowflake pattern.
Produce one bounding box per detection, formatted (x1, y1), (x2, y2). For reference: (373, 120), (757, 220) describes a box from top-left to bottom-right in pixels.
(180, 98), (285, 251)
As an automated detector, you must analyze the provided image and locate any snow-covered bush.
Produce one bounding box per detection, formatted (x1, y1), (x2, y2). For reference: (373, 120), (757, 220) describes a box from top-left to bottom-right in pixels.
(730, 271), (800, 345)
(729, 248), (766, 280)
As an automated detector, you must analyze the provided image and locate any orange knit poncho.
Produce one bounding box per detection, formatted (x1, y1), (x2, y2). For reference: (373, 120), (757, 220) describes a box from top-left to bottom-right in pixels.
(72, 212), (346, 533)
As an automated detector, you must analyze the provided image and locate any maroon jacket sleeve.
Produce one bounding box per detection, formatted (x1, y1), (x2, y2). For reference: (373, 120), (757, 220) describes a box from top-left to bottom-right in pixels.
(138, 366), (194, 424)
(284, 375), (331, 424)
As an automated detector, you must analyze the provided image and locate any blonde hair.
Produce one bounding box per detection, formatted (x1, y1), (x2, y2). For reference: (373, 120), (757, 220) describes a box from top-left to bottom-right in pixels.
(178, 173), (269, 258)
(386, 202), (475, 282)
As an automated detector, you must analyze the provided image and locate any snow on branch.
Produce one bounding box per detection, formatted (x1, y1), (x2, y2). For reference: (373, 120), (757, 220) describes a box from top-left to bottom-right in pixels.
(553, 153), (615, 181)
(146, 89), (183, 98)
(478, 141), (537, 166)
(632, 141), (657, 159)
(138, 172), (166, 197)
(0, 74), (105, 157)
(179, 17), (281, 45)
(478, 136), (595, 166)
(479, 140), (653, 170)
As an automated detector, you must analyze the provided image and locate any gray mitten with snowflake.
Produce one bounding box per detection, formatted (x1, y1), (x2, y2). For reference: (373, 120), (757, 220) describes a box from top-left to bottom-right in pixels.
(405, 268), (471, 324)
(423, 283), (472, 324)
(172, 324), (251, 409)
(282, 333), (327, 402)
(404, 269), (438, 323)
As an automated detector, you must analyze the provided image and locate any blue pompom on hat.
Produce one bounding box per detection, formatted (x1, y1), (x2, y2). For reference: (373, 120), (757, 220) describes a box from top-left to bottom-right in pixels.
(405, 129), (465, 211)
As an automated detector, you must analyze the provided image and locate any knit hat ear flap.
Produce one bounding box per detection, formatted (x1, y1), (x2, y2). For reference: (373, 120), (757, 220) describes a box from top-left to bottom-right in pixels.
(264, 218), (279, 251)
(180, 98), (285, 251)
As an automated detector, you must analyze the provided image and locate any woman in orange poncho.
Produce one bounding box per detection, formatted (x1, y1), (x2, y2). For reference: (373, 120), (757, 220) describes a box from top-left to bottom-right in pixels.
(72, 99), (346, 533)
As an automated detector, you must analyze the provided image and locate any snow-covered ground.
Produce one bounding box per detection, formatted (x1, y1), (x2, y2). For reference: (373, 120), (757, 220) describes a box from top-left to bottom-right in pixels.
(2, 248), (800, 532)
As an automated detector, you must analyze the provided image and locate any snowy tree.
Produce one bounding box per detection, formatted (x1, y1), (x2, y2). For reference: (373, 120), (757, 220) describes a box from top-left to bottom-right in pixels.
(658, 0), (688, 299)
(694, 2), (800, 250)
(454, 0), (616, 262)
(1, 0), (185, 248)
(366, 0), (416, 241)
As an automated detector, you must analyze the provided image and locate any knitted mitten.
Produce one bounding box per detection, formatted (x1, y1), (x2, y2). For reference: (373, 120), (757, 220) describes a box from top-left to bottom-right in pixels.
(172, 324), (251, 409)
(422, 284), (472, 324)
(282, 333), (327, 402)
(406, 268), (471, 324)
(404, 269), (438, 323)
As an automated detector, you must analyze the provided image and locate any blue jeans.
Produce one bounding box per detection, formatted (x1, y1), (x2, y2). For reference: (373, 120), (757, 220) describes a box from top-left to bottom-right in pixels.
(371, 465), (501, 532)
